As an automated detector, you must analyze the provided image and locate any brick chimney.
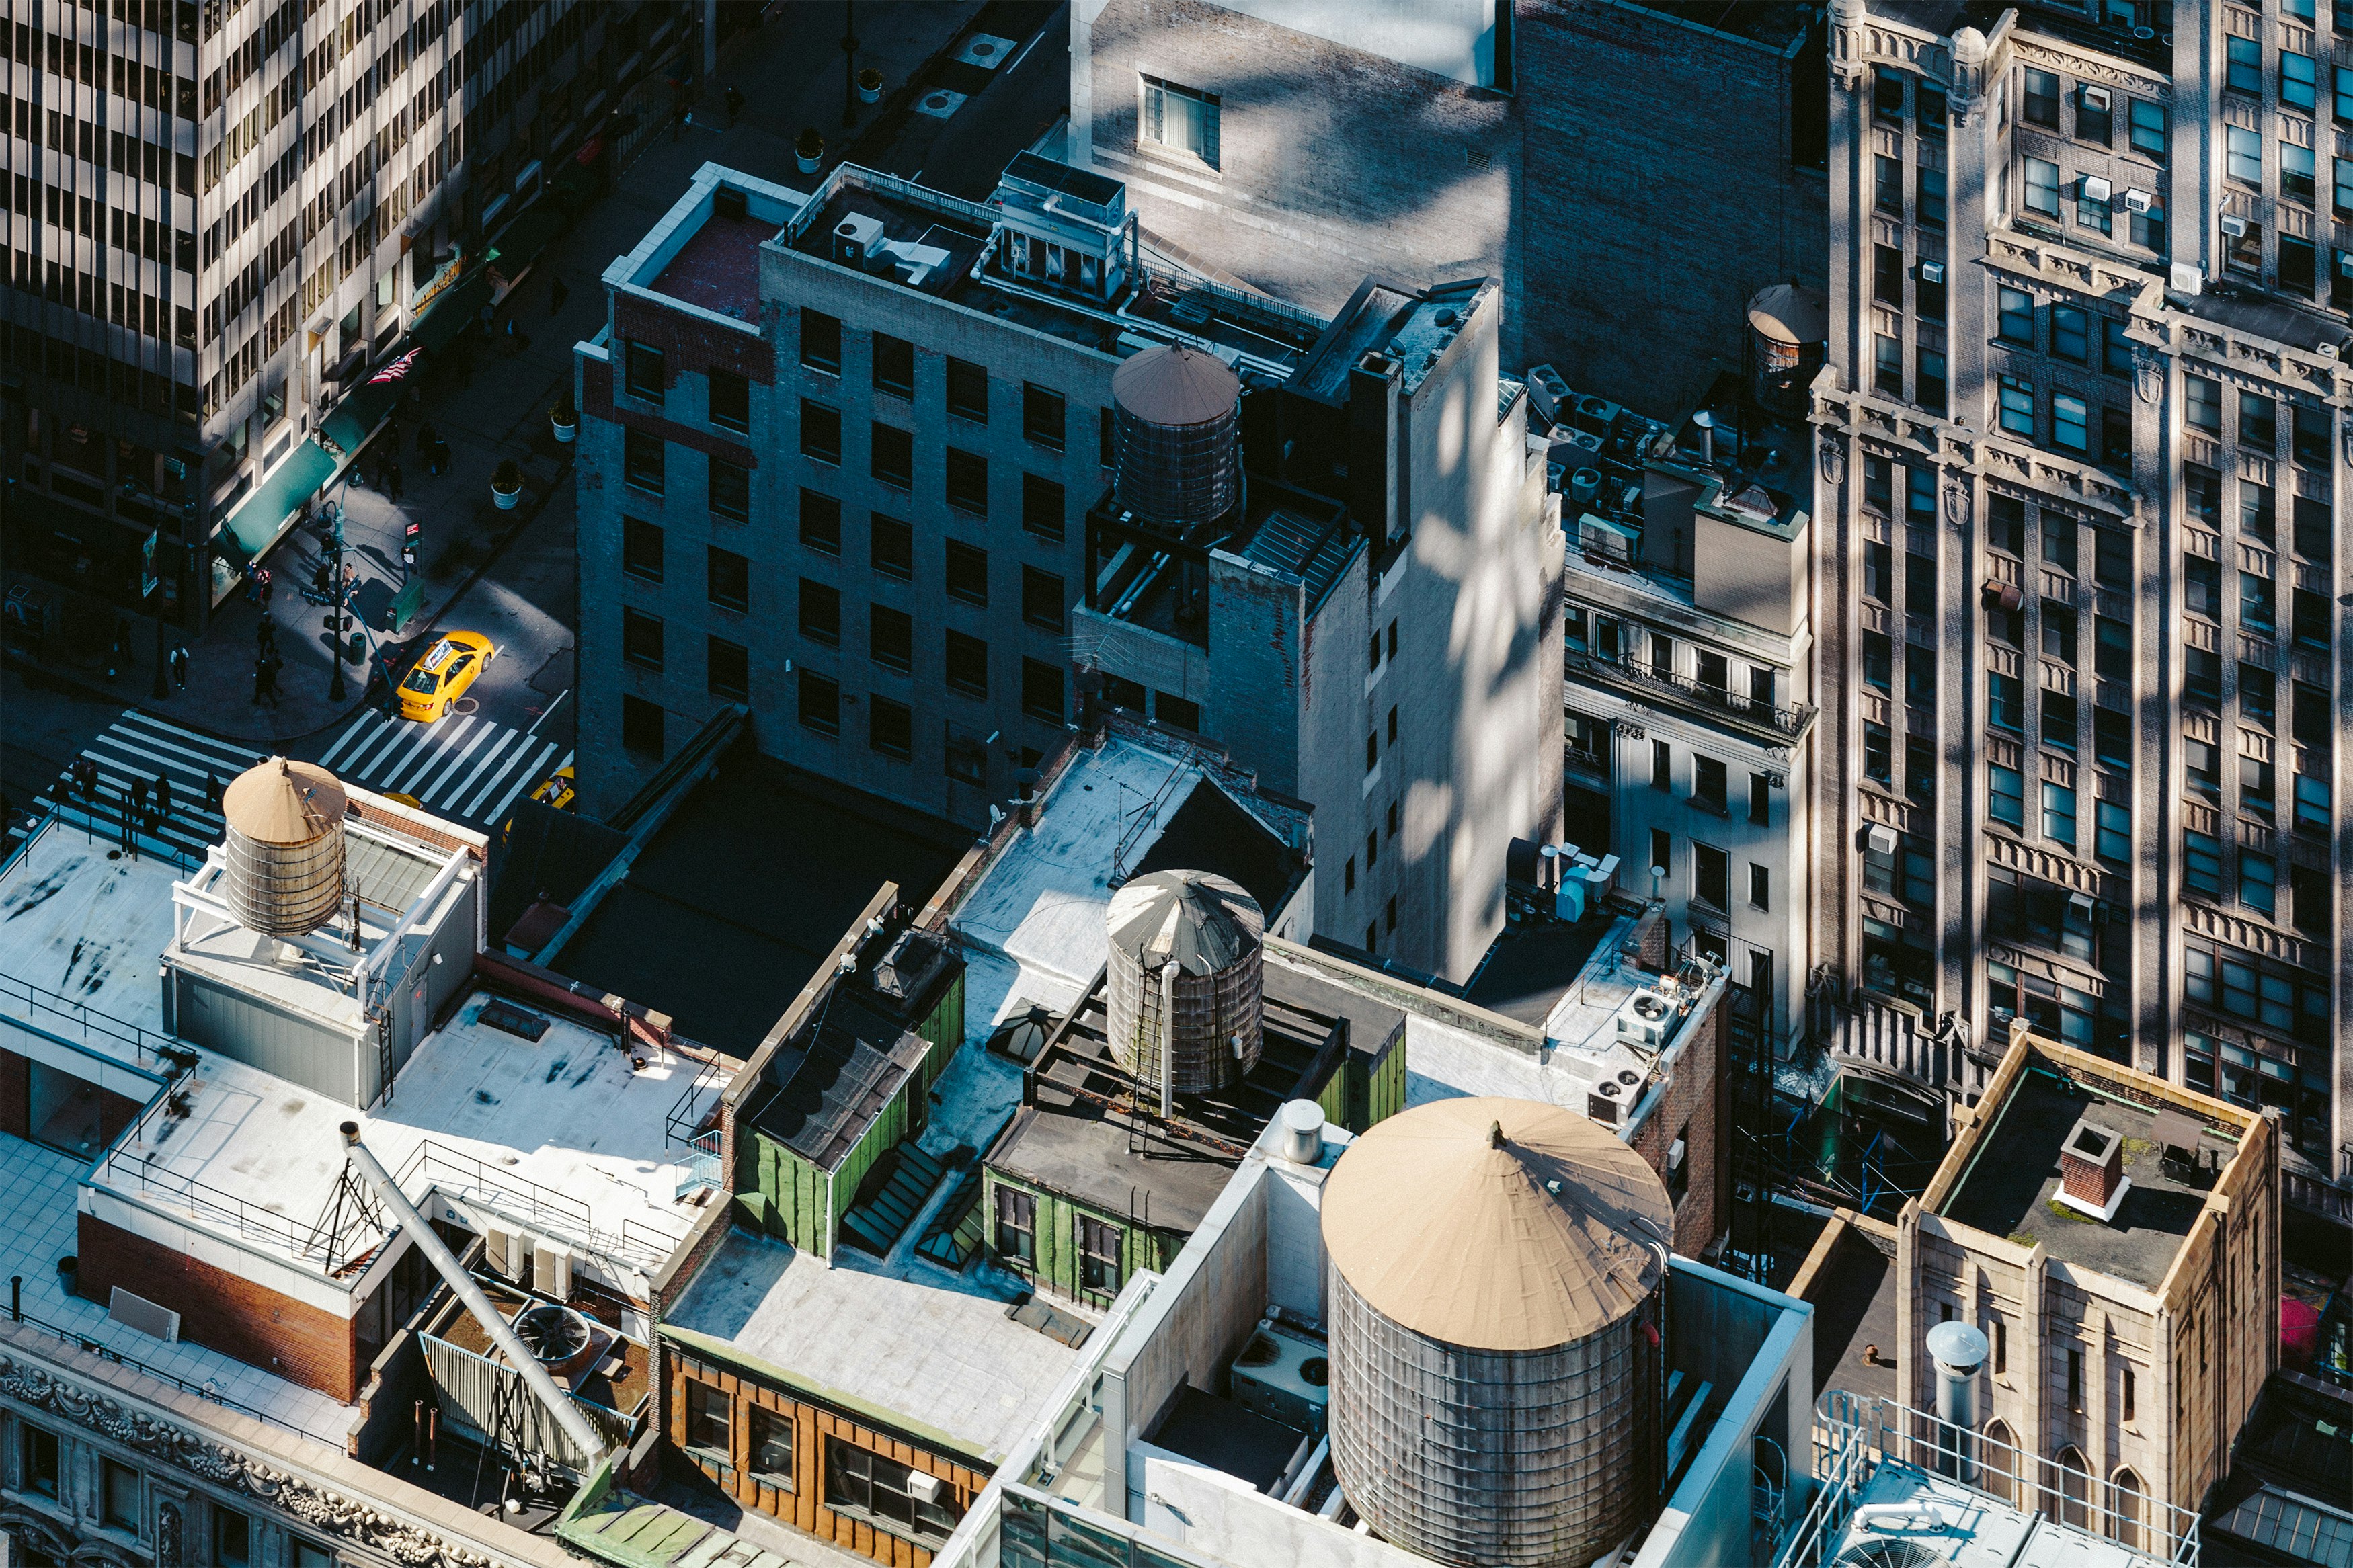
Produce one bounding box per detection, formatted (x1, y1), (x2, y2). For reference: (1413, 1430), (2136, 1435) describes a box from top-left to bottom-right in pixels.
(2060, 1119), (2124, 1212)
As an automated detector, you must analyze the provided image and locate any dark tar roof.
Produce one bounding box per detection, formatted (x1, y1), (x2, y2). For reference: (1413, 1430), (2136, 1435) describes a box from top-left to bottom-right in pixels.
(1462, 915), (1613, 1030)
(1130, 775), (1306, 919)
(742, 997), (930, 1171)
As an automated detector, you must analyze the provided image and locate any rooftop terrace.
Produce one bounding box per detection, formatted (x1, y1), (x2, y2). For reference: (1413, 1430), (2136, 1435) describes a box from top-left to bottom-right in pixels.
(1937, 1066), (2239, 1291)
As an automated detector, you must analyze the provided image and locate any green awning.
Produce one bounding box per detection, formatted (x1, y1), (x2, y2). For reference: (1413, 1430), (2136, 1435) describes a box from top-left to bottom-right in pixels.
(216, 438), (333, 558)
(487, 200), (567, 275)
(411, 270), (493, 354)
(319, 377), (401, 456)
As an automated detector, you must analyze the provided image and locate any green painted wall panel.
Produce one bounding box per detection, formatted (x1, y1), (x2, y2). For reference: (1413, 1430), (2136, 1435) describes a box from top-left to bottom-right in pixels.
(828, 1077), (915, 1229)
(1366, 1032), (1407, 1126)
(982, 1168), (1182, 1307)
(916, 970), (965, 1096)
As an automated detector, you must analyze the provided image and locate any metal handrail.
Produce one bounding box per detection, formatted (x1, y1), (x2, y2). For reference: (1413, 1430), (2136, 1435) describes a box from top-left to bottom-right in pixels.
(0, 970), (180, 1075)
(4, 1302), (346, 1444)
(96, 1144), (323, 1254)
(1566, 647), (1819, 738)
(400, 1141), (680, 1270)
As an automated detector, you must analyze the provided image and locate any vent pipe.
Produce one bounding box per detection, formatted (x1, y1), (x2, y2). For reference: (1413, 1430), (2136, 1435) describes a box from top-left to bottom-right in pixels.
(337, 1122), (608, 1462)
(1925, 1319), (1988, 1483)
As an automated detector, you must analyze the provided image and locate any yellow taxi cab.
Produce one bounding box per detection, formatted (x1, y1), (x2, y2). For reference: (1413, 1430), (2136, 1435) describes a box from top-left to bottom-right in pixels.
(529, 765), (575, 811)
(396, 632), (495, 722)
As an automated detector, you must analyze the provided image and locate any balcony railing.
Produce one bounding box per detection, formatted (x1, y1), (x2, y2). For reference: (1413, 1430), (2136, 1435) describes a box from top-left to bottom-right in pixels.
(1566, 648), (1817, 741)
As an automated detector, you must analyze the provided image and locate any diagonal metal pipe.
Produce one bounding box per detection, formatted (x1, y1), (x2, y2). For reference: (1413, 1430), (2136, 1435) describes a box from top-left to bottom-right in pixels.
(337, 1121), (608, 1462)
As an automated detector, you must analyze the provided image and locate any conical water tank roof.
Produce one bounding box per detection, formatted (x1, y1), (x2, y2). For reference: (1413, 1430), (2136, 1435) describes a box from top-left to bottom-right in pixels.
(1107, 866), (1260, 973)
(1104, 869), (1264, 1096)
(220, 759), (348, 937)
(1111, 344), (1241, 528)
(1321, 1095), (1671, 1351)
(1745, 282), (1828, 346)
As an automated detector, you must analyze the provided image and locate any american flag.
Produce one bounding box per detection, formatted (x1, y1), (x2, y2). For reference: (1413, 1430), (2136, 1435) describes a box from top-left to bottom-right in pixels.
(368, 347), (422, 385)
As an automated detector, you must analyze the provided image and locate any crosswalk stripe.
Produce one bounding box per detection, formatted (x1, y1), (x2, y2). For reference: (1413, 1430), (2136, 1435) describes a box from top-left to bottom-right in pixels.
(91, 729), (246, 786)
(365, 722), (444, 790)
(385, 716), (473, 795)
(103, 718), (260, 774)
(425, 725), (512, 807)
(484, 747), (569, 829)
(115, 712), (255, 755)
(343, 717), (415, 777)
(414, 719), (500, 804)
(318, 712), (381, 770)
(463, 739), (551, 820)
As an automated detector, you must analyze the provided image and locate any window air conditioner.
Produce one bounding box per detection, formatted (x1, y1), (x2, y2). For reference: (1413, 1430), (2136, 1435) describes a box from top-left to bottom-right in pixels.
(2122, 188), (2153, 214)
(2079, 86), (2111, 112)
(1919, 261), (1946, 283)
(1865, 825), (1899, 857)
(2169, 263), (2202, 294)
(2080, 175), (2113, 205)
(2221, 214), (2249, 237)
(2068, 892), (2096, 918)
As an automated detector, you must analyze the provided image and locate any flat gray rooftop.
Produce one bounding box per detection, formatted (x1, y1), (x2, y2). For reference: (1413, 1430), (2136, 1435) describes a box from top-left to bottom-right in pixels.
(1939, 1070), (2237, 1291)
(664, 1227), (1084, 1462)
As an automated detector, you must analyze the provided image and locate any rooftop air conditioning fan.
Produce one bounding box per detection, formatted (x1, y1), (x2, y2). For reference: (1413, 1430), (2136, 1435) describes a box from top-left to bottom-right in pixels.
(1587, 1082), (1624, 1125)
(512, 1303), (594, 1364)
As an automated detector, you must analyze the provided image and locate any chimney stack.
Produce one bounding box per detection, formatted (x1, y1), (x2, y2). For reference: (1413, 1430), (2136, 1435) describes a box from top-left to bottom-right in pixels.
(2059, 1118), (2126, 1216)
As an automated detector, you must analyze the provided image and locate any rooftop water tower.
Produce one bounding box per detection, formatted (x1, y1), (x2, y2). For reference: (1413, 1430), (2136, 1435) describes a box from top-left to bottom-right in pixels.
(1322, 1096), (1675, 1567)
(219, 759), (348, 936)
(1104, 868), (1264, 1100)
(1111, 343), (1240, 531)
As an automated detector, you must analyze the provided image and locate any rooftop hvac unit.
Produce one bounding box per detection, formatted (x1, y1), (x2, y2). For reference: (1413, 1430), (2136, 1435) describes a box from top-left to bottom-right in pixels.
(1578, 513), (1640, 556)
(2122, 188), (2153, 214)
(1586, 1084), (1624, 1125)
(1865, 824), (1899, 857)
(1613, 989), (1677, 1049)
(2221, 214), (2248, 237)
(834, 212), (887, 263)
(1570, 395), (1622, 436)
(1525, 363), (1571, 426)
(2169, 262), (2203, 294)
(1231, 1320), (1330, 1434)
(2080, 175), (2113, 206)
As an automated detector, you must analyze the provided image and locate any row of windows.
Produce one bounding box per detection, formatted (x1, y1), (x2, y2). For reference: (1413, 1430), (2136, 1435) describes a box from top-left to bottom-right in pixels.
(13, 1426), (334, 1568)
(682, 1387), (963, 1546)
(2013, 155), (2165, 251)
(616, 622), (1066, 733)
(2014, 66), (2168, 162)
(1651, 824), (1771, 915)
(795, 315), (1076, 450)
(2184, 939), (2330, 1044)
(2183, 1029), (2334, 1161)
(1564, 608), (1783, 709)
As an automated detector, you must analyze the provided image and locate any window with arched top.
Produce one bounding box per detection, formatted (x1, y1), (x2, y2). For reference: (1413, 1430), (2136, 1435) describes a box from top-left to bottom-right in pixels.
(2055, 1446), (2093, 1530)
(1979, 1419), (2020, 1505)
(2110, 1467), (2146, 1549)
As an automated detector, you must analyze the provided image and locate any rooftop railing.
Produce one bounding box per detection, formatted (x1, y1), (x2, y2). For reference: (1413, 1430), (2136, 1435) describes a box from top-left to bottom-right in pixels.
(1566, 647), (1818, 741)
(0, 970), (182, 1077)
(2, 1299), (348, 1446)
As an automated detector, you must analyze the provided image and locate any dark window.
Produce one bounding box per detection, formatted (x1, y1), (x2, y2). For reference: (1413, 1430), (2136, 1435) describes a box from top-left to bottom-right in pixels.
(2095, 709), (2130, 769)
(945, 358), (988, 422)
(994, 1186), (1035, 1263)
(1022, 657), (1062, 723)
(2293, 405), (2331, 468)
(1874, 67), (1907, 118)
(215, 1512), (251, 1568)
(946, 541), (988, 605)
(1022, 566), (1065, 632)
(1997, 286), (2034, 345)
(1650, 829), (1673, 879)
(1693, 843), (1729, 909)
(1022, 473), (1066, 542)
(1693, 755), (1728, 811)
(1875, 334), (1904, 397)
(1989, 495), (2025, 555)
(2295, 496), (2332, 560)
(1863, 631), (1892, 692)
(2023, 67), (2060, 127)
(709, 368), (750, 431)
(1078, 1215), (1123, 1293)
(622, 694), (664, 753)
(2052, 306), (2089, 362)
(1905, 551), (1936, 612)
(2293, 587), (2331, 647)
(2093, 528), (2132, 589)
(2186, 647), (2221, 704)
(1022, 383), (1065, 449)
(2185, 555), (2221, 618)
(624, 339), (664, 400)
(104, 1461), (139, 1531)
(870, 695), (912, 759)
(1905, 736), (1936, 801)
(2242, 571), (2276, 634)
(750, 1409), (793, 1487)
(871, 421), (912, 489)
(1989, 672), (2023, 731)
(800, 309), (840, 374)
(2075, 85), (2111, 145)
(685, 1381), (732, 1456)
(621, 608), (664, 669)
(1651, 739), (1673, 789)
(1749, 864), (1771, 910)
(624, 427), (664, 492)
(801, 490), (841, 555)
(825, 1440), (959, 1545)
(872, 333), (914, 397)
(798, 670), (840, 735)
(1874, 155), (1903, 214)
(1918, 349), (1947, 415)
(623, 516), (663, 581)
(2282, 235), (2317, 293)
(2094, 616), (2130, 678)
(2042, 515), (2077, 573)
(871, 515), (914, 580)
(2184, 376), (2221, 434)
(1919, 165), (1947, 230)
(1864, 541), (1892, 602)
(2243, 663), (2276, 729)
(708, 456), (750, 521)
(1874, 244), (1904, 305)
(23, 1426), (58, 1497)
(1155, 691), (1199, 731)
(945, 631), (988, 698)
(946, 447), (988, 513)
(799, 579), (840, 645)
(800, 399), (841, 463)
(2042, 600), (2078, 665)
(707, 547), (749, 611)
(2185, 464), (2221, 526)
(2129, 99), (2167, 161)
(1750, 774), (1771, 825)
(2241, 391), (2277, 450)
(707, 637), (749, 700)
(870, 605), (912, 673)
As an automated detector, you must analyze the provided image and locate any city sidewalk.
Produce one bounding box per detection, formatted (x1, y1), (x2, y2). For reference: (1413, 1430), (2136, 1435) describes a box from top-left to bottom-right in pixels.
(9, 0), (990, 749)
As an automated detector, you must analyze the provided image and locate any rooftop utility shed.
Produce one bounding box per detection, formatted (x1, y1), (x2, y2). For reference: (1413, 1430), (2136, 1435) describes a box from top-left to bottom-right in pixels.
(727, 893), (965, 1259)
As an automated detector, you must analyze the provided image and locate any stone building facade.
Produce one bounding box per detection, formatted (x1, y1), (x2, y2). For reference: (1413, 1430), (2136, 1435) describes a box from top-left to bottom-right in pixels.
(1812, 0), (2350, 1227)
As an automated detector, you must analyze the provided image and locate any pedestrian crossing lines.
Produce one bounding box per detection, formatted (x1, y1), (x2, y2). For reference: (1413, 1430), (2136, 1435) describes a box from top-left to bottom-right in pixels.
(29, 710), (265, 863)
(317, 711), (569, 833)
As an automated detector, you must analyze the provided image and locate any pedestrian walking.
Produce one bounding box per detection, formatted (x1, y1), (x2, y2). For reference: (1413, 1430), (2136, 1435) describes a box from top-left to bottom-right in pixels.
(505, 317), (529, 355)
(257, 566), (274, 610)
(724, 86), (744, 128)
(417, 419), (438, 455)
(154, 773), (173, 821)
(549, 275), (568, 314)
(387, 458), (405, 501)
(204, 770), (222, 811)
(72, 758), (98, 799)
(257, 618), (278, 658)
(253, 652), (282, 708)
(167, 643), (189, 690)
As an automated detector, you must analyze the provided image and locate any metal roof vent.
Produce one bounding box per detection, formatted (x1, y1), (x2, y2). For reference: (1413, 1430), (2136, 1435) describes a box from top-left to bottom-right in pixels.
(221, 759), (347, 936)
